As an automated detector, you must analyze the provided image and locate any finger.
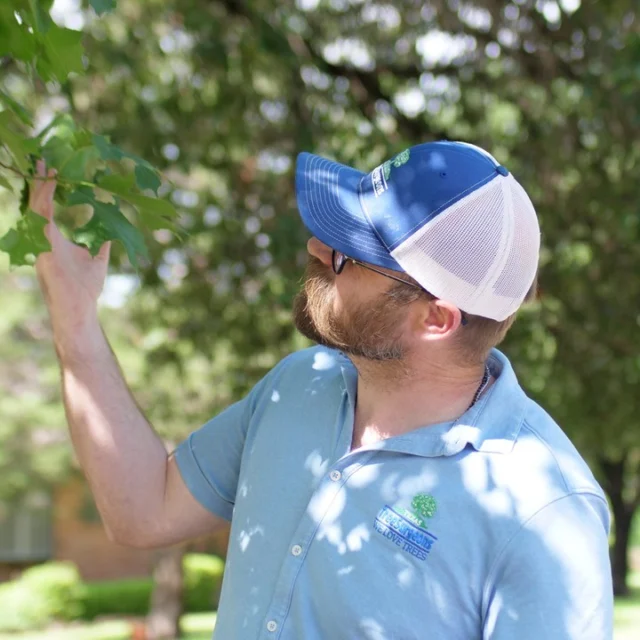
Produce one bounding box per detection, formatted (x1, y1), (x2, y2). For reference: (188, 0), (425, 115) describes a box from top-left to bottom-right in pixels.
(30, 163), (57, 220)
(43, 218), (65, 245)
(98, 240), (112, 261)
(41, 168), (58, 202)
(33, 168), (58, 204)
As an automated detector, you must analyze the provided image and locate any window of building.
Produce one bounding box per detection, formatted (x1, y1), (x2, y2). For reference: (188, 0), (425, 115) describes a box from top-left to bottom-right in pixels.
(0, 493), (53, 563)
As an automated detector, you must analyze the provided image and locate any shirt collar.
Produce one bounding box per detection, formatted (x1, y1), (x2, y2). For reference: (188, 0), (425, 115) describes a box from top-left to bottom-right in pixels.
(338, 349), (528, 458)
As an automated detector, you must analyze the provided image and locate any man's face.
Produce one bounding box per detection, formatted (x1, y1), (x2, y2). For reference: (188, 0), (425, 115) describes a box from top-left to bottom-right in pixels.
(292, 240), (416, 361)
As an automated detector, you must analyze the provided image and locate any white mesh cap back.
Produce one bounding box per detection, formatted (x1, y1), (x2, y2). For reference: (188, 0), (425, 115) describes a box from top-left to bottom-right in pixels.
(390, 173), (540, 321)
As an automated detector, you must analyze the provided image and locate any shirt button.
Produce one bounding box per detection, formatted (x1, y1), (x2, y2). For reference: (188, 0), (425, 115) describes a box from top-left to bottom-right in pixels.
(291, 544), (302, 556)
(330, 470), (342, 481)
(267, 620), (278, 632)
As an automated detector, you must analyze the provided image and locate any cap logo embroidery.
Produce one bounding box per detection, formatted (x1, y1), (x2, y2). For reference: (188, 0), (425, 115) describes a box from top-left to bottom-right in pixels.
(371, 149), (411, 198)
(371, 165), (388, 197)
(382, 148), (411, 181)
(373, 493), (438, 561)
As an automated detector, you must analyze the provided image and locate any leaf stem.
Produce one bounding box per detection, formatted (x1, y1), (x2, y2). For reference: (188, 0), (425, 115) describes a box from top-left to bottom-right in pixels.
(0, 158), (97, 189)
(0, 159), (26, 177)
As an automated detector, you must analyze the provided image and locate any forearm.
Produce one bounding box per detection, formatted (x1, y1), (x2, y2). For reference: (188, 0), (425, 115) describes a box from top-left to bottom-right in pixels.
(55, 315), (168, 547)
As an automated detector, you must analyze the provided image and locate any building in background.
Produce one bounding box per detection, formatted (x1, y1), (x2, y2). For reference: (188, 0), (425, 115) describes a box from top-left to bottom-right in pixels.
(0, 475), (229, 582)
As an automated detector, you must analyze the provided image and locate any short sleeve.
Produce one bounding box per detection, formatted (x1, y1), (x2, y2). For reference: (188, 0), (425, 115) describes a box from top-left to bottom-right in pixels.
(482, 492), (613, 640)
(173, 370), (275, 521)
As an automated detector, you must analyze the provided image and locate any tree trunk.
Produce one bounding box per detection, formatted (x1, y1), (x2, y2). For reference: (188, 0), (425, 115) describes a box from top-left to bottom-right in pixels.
(145, 545), (186, 640)
(611, 502), (634, 596)
(600, 456), (638, 596)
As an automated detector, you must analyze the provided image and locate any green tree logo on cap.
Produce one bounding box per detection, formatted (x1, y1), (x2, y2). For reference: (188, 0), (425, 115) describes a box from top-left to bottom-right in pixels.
(383, 148), (411, 181)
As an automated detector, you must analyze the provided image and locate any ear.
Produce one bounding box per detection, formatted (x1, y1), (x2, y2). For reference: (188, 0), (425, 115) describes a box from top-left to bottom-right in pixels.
(417, 299), (464, 342)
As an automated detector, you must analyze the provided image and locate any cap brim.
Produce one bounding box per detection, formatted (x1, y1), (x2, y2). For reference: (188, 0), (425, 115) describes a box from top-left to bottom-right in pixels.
(295, 152), (401, 270)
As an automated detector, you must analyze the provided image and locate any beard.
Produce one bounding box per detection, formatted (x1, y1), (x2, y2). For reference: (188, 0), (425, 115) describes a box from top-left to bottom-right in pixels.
(292, 257), (410, 361)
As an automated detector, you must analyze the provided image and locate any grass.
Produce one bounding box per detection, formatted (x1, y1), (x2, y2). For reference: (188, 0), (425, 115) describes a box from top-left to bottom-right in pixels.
(0, 574), (638, 639)
(0, 613), (217, 640)
(614, 570), (640, 640)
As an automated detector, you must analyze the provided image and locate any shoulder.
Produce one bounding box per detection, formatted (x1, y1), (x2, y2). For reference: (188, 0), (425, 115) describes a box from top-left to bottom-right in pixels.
(248, 346), (352, 407)
(266, 345), (348, 384)
(502, 398), (609, 528)
(520, 400), (605, 496)
(480, 403), (612, 614)
(470, 350), (607, 527)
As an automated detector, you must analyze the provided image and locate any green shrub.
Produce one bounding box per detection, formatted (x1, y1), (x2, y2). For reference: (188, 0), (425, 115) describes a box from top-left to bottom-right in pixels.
(0, 580), (46, 632)
(21, 562), (85, 620)
(80, 577), (153, 620)
(0, 554), (225, 628)
(184, 553), (225, 612)
(0, 562), (84, 632)
(80, 553), (224, 620)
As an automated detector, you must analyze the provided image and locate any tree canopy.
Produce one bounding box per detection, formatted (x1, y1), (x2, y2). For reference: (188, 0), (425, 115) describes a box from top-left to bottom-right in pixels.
(1, 0), (639, 591)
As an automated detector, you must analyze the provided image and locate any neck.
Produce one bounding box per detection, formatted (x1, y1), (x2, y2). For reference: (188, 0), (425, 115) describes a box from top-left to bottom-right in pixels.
(350, 353), (488, 449)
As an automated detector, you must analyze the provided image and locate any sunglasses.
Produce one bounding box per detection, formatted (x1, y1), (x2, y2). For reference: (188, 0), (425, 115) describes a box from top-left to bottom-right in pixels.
(331, 249), (468, 326)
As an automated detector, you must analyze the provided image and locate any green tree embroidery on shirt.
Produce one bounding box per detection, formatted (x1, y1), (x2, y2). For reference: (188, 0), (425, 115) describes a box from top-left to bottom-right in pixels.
(412, 493), (437, 520)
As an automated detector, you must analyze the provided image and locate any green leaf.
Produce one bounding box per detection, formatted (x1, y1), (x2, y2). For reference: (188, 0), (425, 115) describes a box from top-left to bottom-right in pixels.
(28, 0), (51, 34)
(59, 146), (100, 182)
(40, 116), (91, 174)
(90, 0), (117, 15)
(0, 111), (38, 173)
(68, 186), (148, 266)
(41, 136), (76, 172)
(134, 164), (161, 194)
(0, 5), (37, 61)
(0, 90), (34, 127)
(92, 134), (161, 193)
(0, 174), (15, 192)
(35, 113), (74, 142)
(39, 25), (84, 82)
(91, 134), (123, 161)
(0, 210), (51, 267)
(97, 173), (177, 221)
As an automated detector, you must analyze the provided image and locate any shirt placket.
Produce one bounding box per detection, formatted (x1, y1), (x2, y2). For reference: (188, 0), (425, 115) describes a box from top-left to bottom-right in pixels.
(257, 450), (378, 639)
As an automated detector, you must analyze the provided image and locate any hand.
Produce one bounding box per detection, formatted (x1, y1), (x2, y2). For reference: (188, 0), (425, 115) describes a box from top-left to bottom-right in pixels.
(32, 160), (111, 333)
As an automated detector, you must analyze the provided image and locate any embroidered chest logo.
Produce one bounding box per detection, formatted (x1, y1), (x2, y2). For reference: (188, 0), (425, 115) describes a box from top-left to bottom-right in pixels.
(373, 493), (438, 561)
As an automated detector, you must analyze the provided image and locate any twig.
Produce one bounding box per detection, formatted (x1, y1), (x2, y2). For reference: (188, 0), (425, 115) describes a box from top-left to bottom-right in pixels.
(0, 158), (95, 189)
(0, 159), (27, 177)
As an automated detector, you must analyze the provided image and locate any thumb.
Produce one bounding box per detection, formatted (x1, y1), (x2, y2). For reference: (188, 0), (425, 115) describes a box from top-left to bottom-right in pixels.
(98, 240), (112, 261)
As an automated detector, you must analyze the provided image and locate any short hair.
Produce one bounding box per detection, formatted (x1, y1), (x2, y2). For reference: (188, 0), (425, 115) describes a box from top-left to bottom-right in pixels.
(385, 274), (539, 365)
(452, 275), (538, 364)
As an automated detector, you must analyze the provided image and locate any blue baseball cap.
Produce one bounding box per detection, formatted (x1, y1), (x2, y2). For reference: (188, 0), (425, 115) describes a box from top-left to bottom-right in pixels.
(295, 141), (540, 321)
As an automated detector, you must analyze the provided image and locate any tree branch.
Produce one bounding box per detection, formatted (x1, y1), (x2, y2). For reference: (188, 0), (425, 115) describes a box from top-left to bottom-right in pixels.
(216, 0), (449, 142)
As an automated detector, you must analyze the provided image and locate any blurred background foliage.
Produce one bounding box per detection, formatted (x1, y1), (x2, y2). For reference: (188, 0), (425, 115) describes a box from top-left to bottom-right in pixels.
(1, 0), (639, 610)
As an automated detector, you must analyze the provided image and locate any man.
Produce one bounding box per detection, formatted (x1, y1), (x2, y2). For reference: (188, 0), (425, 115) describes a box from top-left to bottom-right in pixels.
(32, 141), (612, 639)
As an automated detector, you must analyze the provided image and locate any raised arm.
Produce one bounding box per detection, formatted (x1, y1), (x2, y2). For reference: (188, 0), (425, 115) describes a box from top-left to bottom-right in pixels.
(32, 163), (226, 548)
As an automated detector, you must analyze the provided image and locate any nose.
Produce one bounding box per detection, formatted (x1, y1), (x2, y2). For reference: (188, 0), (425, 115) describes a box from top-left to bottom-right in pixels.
(307, 237), (333, 267)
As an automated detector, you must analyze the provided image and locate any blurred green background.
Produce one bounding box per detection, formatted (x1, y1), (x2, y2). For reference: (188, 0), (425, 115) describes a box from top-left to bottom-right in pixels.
(1, 0), (640, 637)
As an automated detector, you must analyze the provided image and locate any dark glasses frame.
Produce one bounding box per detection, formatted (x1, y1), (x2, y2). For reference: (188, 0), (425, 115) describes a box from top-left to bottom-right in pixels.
(331, 249), (468, 326)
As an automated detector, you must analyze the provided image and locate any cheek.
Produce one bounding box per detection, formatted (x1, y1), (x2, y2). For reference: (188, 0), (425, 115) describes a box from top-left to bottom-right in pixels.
(332, 279), (355, 314)
(334, 272), (380, 310)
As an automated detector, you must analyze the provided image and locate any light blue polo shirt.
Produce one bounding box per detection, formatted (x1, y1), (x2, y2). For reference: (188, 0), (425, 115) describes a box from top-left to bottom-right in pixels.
(175, 347), (613, 639)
